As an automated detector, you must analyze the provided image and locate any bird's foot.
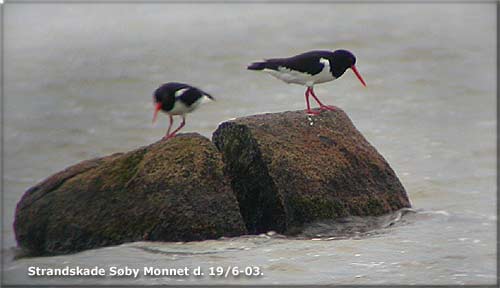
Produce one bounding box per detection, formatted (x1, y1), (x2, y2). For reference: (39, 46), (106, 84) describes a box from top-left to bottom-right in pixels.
(163, 134), (176, 140)
(319, 105), (337, 111)
(306, 109), (321, 116)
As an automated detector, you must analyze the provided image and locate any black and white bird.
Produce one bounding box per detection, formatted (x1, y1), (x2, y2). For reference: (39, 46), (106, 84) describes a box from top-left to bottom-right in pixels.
(248, 49), (366, 115)
(152, 82), (214, 140)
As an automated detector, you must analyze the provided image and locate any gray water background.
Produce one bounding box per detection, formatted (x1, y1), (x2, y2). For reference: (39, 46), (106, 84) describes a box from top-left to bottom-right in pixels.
(2, 2), (497, 285)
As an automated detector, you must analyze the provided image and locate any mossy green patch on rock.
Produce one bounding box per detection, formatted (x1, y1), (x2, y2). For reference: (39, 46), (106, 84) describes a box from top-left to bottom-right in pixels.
(14, 133), (246, 257)
(213, 108), (411, 235)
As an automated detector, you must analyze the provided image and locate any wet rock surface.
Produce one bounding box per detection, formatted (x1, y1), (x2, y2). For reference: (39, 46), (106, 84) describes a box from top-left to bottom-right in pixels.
(15, 109), (411, 256)
(14, 133), (246, 256)
(213, 108), (411, 235)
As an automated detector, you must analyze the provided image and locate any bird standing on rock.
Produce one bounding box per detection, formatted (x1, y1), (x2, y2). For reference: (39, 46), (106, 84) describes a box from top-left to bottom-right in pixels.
(152, 82), (214, 140)
(248, 49), (366, 115)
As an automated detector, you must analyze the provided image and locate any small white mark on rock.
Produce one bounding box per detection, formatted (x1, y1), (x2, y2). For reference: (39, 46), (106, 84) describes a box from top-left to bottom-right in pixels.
(307, 115), (315, 126)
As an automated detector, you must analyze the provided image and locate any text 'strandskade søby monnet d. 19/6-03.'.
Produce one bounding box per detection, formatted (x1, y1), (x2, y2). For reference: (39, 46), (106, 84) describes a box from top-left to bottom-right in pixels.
(27, 265), (264, 278)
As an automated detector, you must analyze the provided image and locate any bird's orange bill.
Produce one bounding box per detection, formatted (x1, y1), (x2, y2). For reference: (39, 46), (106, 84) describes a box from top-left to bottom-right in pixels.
(351, 65), (366, 87)
(152, 102), (162, 124)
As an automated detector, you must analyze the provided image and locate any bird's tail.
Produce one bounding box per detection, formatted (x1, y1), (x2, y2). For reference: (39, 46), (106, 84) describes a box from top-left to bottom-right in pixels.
(202, 91), (215, 101)
(247, 61), (268, 70)
(197, 89), (215, 104)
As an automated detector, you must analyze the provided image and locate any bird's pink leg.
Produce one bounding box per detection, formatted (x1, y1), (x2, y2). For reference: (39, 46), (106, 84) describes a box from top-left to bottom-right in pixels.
(167, 115), (173, 136)
(163, 115), (174, 140)
(309, 87), (336, 111)
(166, 115), (186, 139)
(305, 87), (320, 115)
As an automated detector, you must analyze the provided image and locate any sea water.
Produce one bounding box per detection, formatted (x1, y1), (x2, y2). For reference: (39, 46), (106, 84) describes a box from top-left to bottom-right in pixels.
(2, 3), (496, 285)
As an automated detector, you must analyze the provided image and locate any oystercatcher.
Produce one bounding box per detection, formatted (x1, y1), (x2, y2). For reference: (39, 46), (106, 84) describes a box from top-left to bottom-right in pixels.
(152, 82), (214, 139)
(248, 49), (366, 115)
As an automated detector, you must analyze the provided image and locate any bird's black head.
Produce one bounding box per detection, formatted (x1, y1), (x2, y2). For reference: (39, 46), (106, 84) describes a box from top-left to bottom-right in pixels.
(152, 83), (180, 123)
(331, 49), (366, 86)
(153, 83), (180, 104)
(330, 50), (356, 77)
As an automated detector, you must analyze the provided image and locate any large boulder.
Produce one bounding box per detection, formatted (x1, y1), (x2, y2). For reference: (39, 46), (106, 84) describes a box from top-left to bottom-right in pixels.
(212, 108), (411, 235)
(14, 133), (246, 256)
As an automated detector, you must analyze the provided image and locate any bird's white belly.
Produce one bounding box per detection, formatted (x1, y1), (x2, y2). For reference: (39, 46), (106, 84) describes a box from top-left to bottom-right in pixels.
(264, 63), (335, 86)
(168, 95), (211, 116)
(308, 66), (336, 85)
(169, 102), (192, 115)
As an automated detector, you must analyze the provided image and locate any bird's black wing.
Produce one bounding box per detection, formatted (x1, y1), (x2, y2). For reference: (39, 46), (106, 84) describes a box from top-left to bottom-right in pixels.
(158, 82), (192, 94)
(195, 87), (214, 100)
(177, 88), (203, 106)
(249, 50), (332, 76)
(177, 87), (214, 105)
